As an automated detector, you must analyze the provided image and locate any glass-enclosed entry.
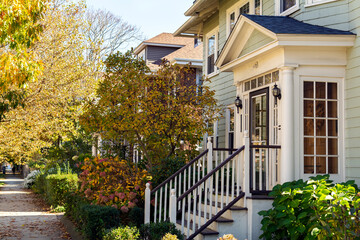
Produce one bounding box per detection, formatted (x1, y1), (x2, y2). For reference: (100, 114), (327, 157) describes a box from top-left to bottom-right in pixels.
(243, 70), (281, 194)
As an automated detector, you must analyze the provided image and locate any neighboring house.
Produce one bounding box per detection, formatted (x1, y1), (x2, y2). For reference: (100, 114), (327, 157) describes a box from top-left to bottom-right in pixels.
(143, 0), (360, 239)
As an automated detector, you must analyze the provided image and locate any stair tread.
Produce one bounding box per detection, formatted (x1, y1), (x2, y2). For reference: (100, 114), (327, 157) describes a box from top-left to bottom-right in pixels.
(229, 206), (248, 211)
(176, 219), (219, 236)
(189, 210), (234, 222)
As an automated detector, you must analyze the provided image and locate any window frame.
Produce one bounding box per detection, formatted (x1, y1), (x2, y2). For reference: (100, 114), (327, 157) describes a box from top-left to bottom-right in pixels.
(300, 76), (343, 181)
(305, 0), (338, 7)
(226, 0), (262, 37)
(205, 27), (219, 77)
(275, 0), (299, 16)
(226, 106), (235, 153)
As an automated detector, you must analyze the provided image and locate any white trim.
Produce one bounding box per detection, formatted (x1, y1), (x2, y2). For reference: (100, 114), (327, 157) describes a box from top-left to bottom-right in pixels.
(205, 27), (219, 77)
(305, 0), (338, 7)
(134, 42), (186, 55)
(299, 76), (344, 183)
(275, 0), (300, 16)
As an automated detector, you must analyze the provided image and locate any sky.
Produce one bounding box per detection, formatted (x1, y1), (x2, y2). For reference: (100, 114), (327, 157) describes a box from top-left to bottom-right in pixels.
(85, 0), (194, 50)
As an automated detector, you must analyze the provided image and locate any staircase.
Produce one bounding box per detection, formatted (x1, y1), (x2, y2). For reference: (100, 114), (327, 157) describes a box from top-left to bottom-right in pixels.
(144, 132), (279, 239)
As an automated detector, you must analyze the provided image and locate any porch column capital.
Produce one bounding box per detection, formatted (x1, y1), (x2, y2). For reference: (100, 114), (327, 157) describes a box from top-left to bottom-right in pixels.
(279, 64), (299, 71)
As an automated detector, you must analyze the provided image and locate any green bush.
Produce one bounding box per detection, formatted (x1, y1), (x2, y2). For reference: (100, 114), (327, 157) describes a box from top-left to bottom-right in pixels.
(140, 222), (184, 240)
(259, 175), (360, 239)
(103, 226), (140, 240)
(150, 156), (186, 188)
(32, 171), (47, 194)
(128, 207), (144, 228)
(45, 173), (78, 207)
(64, 193), (88, 223)
(79, 204), (121, 240)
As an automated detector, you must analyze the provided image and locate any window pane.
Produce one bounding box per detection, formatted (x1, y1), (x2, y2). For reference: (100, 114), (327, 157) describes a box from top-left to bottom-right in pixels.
(240, 2), (250, 14)
(281, 0), (296, 12)
(255, 0), (261, 15)
(257, 76), (264, 87)
(316, 157), (326, 174)
(207, 54), (214, 74)
(328, 120), (338, 136)
(328, 101), (337, 118)
(315, 101), (326, 117)
(328, 83), (337, 99)
(265, 74), (271, 84)
(328, 157), (338, 174)
(251, 79), (256, 89)
(272, 71), (279, 82)
(304, 119), (314, 136)
(328, 138), (338, 155)
(316, 82), (326, 99)
(304, 157), (314, 174)
(316, 119), (326, 136)
(316, 138), (326, 155)
(304, 137), (314, 154)
(229, 108), (235, 132)
(304, 81), (313, 98)
(245, 81), (250, 91)
(304, 100), (313, 117)
(230, 12), (235, 32)
(208, 35), (215, 55)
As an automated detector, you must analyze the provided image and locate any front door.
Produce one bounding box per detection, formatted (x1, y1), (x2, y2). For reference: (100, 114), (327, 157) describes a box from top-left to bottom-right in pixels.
(249, 88), (269, 193)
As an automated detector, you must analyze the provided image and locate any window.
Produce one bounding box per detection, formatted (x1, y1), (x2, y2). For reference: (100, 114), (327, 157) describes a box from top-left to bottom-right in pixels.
(227, 107), (235, 153)
(277, 0), (298, 15)
(206, 28), (219, 76)
(226, 0), (262, 36)
(303, 81), (339, 174)
(243, 70), (279, 92)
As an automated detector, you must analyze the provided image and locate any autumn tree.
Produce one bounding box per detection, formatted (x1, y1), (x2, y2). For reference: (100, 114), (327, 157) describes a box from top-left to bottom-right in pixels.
(0, 0), (47, 120)
(0, 0), (97, 164)
(80, 51), (219, 170)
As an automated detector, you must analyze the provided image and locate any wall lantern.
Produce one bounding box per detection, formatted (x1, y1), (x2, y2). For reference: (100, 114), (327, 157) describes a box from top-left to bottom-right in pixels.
(272, 84), (281, 105)
(234, 96), (243, 113)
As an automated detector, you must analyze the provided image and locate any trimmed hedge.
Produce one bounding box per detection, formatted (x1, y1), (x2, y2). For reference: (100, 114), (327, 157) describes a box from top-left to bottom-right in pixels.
(103, 226), (140, 240)
(45, 173), (78, 207)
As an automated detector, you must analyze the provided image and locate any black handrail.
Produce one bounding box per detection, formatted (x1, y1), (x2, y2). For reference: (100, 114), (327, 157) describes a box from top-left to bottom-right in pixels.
(187, 192), (245, 240)
(177, 145), (245, 202)
(151, 149), (208, 194)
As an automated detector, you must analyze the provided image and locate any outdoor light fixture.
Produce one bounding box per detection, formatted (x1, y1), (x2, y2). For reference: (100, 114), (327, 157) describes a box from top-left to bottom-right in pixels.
(272, 84), (281, 105)
(234, 96), (243, 113)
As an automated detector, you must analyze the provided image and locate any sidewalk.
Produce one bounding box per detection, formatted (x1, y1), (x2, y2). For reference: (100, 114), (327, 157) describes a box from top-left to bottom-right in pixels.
(0, 174), (71, 240)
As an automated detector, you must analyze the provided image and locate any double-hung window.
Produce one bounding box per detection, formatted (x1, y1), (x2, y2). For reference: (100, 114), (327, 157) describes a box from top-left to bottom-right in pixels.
(226, 0), (262, 36)
(206, 28), (219, 76)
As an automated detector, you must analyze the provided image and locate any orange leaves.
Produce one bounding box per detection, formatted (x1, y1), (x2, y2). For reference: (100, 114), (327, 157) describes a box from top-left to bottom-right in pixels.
(78, 156), (149, 210)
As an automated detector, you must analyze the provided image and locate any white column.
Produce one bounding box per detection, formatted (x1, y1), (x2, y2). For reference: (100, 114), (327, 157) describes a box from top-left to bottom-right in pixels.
(144, 183), (151, 223)
(243, 130), (250, 207)
(280, 66), (296, 183)
(207, 137), (213, 171)
(169, 189), (177, 224)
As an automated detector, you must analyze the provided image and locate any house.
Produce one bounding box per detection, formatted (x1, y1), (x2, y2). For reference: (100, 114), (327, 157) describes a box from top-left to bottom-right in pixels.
(144, 0), (360, 239)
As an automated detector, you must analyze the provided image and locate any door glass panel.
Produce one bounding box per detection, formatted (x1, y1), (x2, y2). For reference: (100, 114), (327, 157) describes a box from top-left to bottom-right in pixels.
(251, 93), (267, 145)
(316, 157), (326, 173)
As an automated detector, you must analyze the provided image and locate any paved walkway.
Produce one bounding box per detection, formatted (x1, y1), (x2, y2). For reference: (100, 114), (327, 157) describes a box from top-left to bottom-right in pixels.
(0, 174), (71, 240)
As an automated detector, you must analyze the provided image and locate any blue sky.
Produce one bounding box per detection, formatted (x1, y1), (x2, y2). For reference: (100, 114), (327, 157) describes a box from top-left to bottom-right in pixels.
(85, 0), (194, 50)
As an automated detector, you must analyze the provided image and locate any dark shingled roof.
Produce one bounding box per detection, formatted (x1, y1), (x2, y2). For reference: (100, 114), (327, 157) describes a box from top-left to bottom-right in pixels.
(243, 14), (355, 35)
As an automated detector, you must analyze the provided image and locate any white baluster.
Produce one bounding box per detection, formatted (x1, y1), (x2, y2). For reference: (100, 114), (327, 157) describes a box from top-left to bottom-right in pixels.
(159, 187), (163, 222)
(169, 189), (177, 224)
(154, 191), (158, 222)
(144, 183), (151, 224)
(244, 131), (250, 207)
(164, 183), (168, 221)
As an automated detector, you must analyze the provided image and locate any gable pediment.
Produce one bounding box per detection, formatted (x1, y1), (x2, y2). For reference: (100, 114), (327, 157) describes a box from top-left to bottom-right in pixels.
(216, 16), (277, 68)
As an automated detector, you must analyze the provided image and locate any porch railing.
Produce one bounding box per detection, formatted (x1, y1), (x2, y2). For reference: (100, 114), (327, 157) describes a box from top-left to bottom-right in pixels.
(250, 145), (281, 194)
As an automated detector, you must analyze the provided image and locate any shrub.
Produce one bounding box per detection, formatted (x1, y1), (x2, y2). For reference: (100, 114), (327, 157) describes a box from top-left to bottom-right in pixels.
(218, 234), (237, 240)
(79, 204), (121, 240)
(32, 171), (47, 194)
(78, 156), (149, 211)
(162, 233), (179, 240)
(140, 222), (184, 240)
(259, 175), (360, 239)
(24, 170), (41, 188)
(45, 173), (78, 207)
(150, 156), (186, 188)
(103, 226), (140, 240)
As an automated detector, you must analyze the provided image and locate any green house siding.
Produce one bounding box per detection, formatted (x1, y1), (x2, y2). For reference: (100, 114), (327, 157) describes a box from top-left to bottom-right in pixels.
(239, 30), (273, 57)
(345, 0), (360, 183)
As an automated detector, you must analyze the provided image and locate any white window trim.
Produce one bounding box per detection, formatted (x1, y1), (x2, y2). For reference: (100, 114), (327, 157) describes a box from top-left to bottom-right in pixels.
(305, 0), (338, 7)
(299, 76), (344, 182)
(205, 27), (219, 77)
(226, 0), (261, 37)
(275, 0), (299, 16)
